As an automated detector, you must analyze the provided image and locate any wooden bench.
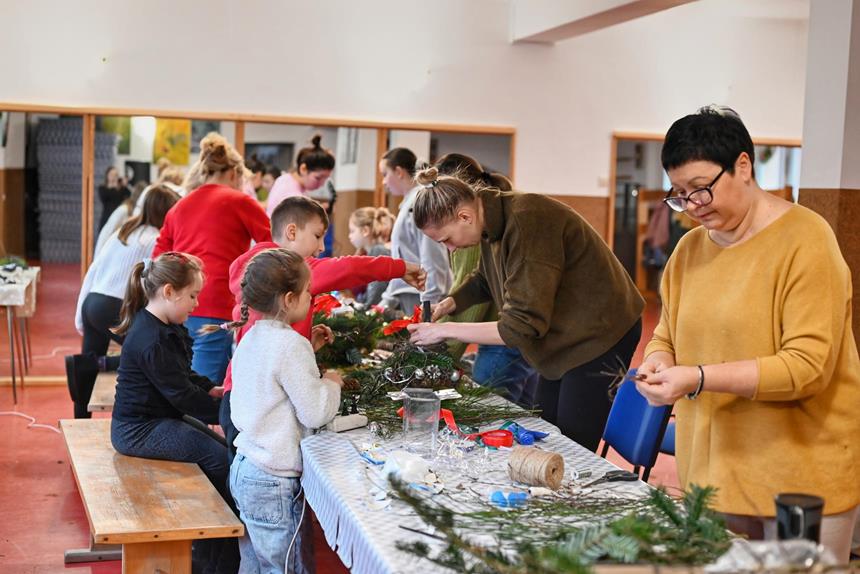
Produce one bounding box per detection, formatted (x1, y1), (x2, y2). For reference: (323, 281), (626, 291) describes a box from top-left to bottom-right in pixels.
(60, 419), (243, 573)
(87, 372), (118, 413)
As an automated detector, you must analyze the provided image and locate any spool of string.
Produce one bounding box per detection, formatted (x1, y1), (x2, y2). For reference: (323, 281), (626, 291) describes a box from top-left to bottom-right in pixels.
(508, 446), (564, 490)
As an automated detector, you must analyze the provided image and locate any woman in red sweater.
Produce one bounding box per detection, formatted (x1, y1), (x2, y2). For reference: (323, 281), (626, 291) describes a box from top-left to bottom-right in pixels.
(153, 133), (271, 383)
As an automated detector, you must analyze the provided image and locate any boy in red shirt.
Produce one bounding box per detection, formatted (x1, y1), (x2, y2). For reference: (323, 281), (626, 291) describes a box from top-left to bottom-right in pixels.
(220, 196), (426, 455)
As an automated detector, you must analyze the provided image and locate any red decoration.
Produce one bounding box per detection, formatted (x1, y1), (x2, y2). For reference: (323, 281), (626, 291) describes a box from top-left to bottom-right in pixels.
(382, 305), (422, 336)
(313, 294), (341, 316)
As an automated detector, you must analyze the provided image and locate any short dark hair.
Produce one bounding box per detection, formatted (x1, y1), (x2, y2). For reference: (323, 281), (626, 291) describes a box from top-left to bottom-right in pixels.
(382, 147), (418, 176)
(661, 105), (756, 179)
(270, 196), (329, 239)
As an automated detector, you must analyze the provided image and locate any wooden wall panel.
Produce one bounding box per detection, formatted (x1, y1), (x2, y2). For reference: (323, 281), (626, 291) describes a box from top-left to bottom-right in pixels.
(331, 189), (375, 256)
(548, 194), (610, 241)
(0, 169), (26, 255)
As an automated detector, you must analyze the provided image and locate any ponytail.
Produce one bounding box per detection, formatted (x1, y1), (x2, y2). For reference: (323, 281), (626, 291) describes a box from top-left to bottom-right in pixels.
(113, 262), (148, 336)
(112, 252), (203, 336)
(434, 152), (512, 191)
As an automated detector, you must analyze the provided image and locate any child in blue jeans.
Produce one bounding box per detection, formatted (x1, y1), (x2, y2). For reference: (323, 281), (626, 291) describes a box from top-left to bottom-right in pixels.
(227, 248), (343, 573)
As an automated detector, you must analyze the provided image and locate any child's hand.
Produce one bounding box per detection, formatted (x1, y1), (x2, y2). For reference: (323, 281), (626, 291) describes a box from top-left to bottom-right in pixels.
(311, 324), (335, 351)
(402, 262), (427, 291)
(431, 297), (457, 321)
(323, 370), (345, 387)
(208, 386), (225, 398)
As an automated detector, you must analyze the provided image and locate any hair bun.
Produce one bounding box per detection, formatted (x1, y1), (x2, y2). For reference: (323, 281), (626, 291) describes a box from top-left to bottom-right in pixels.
(311, 134), (322, 149)
(415, 166), (439, 187)
(200, 133), (228, 159)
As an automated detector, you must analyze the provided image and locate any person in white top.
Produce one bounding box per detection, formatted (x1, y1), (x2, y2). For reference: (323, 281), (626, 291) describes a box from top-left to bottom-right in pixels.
(67, 185), (180, 419)
(227, 248), (343, 573)
(379, 147), (452, 313)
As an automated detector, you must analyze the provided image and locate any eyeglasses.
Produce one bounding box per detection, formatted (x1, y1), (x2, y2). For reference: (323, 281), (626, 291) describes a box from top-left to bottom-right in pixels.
(662, 168), (725, 213)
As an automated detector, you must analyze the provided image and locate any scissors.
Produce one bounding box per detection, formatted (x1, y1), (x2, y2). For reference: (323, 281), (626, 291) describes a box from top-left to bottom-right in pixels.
(581, 470), (639, 488)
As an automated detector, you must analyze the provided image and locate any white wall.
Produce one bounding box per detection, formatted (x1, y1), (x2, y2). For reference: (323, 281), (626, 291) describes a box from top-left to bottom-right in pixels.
(431, 132), (512, 176)
(334, 128), (377, 190)
(389, 131), (432, 166)
(0, 0), (809, 198)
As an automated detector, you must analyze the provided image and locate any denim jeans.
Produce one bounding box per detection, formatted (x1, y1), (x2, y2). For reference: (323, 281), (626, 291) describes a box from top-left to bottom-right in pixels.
(230, 454), (311, 574)
(185, 316), (234, 384)
(220, 390), (238, 465)
(111, 417), (239, 573)
(472, 345), (538, 409)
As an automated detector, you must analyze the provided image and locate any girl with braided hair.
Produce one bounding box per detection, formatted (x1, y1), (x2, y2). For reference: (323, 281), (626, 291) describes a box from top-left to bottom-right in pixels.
(226, 248), (344, 573)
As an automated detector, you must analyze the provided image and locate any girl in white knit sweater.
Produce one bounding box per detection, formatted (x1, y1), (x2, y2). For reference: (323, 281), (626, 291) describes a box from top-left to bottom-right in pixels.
(227, 247), (343, 574)
(68, 185), (180, 419)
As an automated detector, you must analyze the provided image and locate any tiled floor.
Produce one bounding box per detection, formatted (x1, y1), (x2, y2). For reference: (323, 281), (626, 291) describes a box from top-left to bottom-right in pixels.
(0, 265), (675, 572)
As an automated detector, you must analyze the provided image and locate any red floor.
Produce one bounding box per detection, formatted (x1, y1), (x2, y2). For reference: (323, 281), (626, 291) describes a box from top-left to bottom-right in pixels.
(0, 266), (673, 572)
(1, 263), (82, 381)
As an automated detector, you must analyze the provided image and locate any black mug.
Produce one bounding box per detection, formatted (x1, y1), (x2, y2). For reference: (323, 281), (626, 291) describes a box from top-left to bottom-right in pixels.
(774, 493), (824, 542)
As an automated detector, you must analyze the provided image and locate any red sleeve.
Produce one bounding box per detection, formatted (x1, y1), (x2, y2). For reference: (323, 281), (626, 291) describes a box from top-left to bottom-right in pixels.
(152, 212), (174, 256)
(228, 251), (250, 303)
(239, 196), (272, 244)
(308, 256), (406, 295)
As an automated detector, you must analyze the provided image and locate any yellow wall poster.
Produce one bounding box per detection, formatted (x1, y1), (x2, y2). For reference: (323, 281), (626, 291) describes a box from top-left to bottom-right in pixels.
(153, 119), (191, 165)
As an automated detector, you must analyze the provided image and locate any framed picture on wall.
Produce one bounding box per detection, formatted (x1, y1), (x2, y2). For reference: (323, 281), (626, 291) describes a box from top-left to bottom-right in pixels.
(191, 120), (221, 153)
(96, 116), (132, 154)
(245, 143), (294, 171)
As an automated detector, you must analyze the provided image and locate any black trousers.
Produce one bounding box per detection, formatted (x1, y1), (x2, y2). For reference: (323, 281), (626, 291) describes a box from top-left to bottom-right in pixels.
(75, 293), (123, 418)
(536, 319), (642, 452)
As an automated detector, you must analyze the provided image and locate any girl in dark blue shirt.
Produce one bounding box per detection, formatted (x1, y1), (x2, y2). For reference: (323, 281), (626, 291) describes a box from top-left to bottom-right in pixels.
(110, 251), (236, 573)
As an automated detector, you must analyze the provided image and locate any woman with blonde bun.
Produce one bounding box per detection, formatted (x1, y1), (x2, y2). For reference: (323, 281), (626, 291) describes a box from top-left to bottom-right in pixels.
(153, 133), (271, 383)
(408, 166), (643, 451)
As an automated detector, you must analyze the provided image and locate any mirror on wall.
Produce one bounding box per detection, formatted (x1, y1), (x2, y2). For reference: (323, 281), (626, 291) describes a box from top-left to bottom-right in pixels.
(611, 137), (802, 294)
(382, 129), (513, 211)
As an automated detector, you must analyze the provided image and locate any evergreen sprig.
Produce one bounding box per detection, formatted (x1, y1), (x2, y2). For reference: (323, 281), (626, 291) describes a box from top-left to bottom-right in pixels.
(391, 479), (734, 573)
(314, 307), (384, 369)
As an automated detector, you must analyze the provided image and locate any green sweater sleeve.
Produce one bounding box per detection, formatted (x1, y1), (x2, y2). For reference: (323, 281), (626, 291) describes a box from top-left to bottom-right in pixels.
(442, 245), (495, 360)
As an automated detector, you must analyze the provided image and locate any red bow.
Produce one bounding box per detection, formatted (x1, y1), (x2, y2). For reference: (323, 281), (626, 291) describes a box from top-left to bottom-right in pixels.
(313, 294), (341, 316)
(382, 305), (422, 336)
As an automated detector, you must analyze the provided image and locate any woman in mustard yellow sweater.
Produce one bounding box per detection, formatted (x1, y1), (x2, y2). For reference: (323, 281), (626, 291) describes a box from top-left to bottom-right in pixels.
(637, 105), (860, 559)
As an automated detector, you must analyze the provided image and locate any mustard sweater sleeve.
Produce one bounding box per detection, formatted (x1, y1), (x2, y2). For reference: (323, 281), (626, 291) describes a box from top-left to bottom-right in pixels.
(755, 227), (852, 401)
(644, 256), (676, 359)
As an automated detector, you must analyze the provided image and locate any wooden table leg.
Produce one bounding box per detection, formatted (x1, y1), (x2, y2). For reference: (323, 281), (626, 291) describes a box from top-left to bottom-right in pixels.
(5, 307), (17, 403)
(122, 539), (191, 574)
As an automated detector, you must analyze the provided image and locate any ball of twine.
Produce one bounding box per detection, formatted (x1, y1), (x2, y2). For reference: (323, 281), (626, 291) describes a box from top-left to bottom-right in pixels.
(508, 446), (565, 490)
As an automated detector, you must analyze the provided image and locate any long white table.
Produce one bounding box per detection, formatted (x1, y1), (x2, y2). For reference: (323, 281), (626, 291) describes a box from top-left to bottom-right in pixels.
(301, 412), (649, 573)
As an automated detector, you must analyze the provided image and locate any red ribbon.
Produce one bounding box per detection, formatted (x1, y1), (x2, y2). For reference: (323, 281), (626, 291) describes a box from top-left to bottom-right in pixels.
(382, 305), (422, 336)
(313, 294), (341, 316)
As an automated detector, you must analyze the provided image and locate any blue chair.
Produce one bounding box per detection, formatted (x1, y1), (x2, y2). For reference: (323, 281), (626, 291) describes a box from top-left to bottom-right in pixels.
(660, 420), (676, 456)
(599, 370), (672, 482)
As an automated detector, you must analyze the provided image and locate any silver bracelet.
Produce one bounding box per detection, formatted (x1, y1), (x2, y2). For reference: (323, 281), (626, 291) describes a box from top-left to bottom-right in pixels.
(686, 365), (705, 400)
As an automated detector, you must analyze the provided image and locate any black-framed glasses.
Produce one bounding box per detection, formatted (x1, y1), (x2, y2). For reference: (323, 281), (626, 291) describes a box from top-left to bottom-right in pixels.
(662, 168), (725, 213)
